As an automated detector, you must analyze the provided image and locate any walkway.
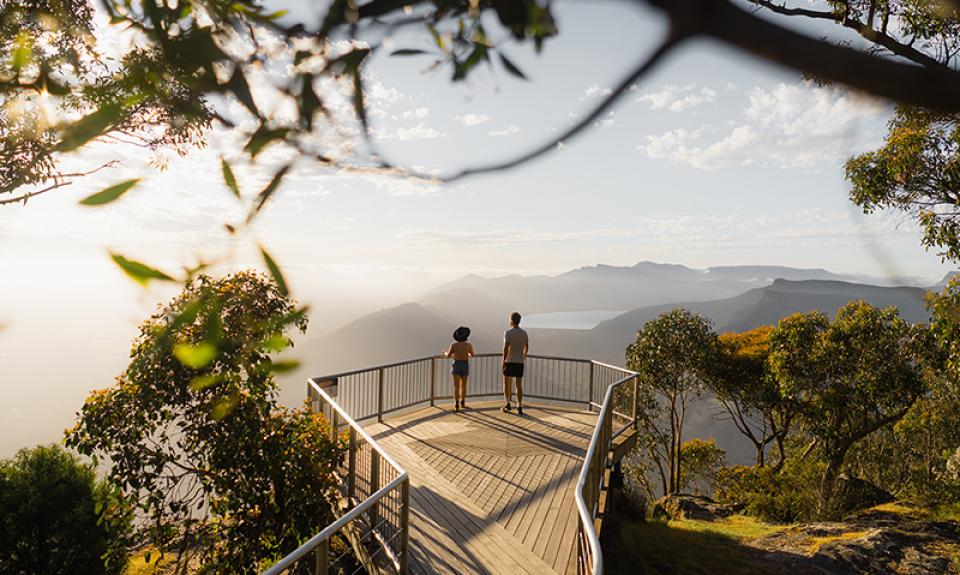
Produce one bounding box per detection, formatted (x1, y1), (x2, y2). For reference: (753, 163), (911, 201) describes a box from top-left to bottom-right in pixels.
(365, 400), (598, 575)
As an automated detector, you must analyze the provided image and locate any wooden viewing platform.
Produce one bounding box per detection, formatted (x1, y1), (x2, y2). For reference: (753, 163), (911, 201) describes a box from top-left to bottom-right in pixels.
(367, 401), (597, 575)
(263, 355), (639, 575)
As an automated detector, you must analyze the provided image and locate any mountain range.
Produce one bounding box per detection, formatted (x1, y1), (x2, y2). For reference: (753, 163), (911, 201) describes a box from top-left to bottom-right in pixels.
(282, 262), (951, 463)
(291, 263), (943, 387)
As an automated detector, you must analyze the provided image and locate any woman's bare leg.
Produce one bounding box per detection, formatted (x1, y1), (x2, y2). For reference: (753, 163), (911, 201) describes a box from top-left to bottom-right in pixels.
(460, 376), (468, 406)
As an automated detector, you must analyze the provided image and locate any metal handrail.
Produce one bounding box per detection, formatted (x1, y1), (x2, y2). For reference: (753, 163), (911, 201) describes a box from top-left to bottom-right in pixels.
(574, 369), (637, 575)
(262, 353), (636, 575)
(262, 381), (409, 575)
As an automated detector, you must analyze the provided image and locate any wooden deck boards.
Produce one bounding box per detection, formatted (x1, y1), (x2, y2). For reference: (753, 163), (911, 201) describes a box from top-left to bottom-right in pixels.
(365, 401), (597, 575)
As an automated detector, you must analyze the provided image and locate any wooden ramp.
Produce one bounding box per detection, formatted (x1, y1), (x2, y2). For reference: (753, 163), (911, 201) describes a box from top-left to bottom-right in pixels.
(365, 401), (597, 575)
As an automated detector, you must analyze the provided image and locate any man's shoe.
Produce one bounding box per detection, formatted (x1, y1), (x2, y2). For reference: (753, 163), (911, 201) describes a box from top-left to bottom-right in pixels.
(517, 406), (524, 416)
(502, 403), (511, 412)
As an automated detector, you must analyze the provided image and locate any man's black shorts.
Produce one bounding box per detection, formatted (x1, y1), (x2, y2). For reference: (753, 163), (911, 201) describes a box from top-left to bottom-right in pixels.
(503, 362), (524, 378)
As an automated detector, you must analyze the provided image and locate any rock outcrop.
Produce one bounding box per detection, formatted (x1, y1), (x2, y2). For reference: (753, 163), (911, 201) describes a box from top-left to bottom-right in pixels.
(749, 506), (960, 575)
(652, 494), (741, 522)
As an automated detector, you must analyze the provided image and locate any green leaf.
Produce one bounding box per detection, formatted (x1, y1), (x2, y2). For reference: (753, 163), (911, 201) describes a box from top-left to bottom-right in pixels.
(221, 159), (240, 199)
(211, 392), (240, 420)
(188, 374), (222, 392)
(260, 246), (288, 296)
(261, 334), (291, 352)
(267, 359), (300, 373)
(79, 179), (140, 206)
(243, 126), (289, 158)
(173, 342), (217, 369)
(11, 31), (34, 72)
(58, 104), (123, 153)
(248, 164), (291, 222)
(110, 253), (175, 285)
(498, 53), (528, 80)
(391, 48), (429, 56)
(226, 68), (257, 115)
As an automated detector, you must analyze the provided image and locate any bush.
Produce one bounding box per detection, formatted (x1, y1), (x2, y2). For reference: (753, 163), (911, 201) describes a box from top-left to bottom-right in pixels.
(715, 460), (823, 523)
(0, 444), (132, 575)
(65, 272), (345, 572)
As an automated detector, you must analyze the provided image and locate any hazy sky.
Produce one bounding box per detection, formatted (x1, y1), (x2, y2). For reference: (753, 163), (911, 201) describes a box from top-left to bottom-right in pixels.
(0, 1), (956, 456)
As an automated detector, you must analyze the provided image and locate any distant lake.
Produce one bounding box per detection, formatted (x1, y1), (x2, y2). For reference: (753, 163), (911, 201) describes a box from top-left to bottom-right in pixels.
(523, 310), (626, 330)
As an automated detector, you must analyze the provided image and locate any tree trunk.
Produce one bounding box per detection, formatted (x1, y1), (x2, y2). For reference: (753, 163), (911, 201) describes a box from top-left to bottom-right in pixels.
(819, 452), (846, 518)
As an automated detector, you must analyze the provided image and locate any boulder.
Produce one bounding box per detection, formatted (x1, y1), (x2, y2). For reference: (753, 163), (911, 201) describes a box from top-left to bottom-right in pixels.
(834, 475), (894, 514)
(652, 494), (740, 522)
(749, 505), (960, 575)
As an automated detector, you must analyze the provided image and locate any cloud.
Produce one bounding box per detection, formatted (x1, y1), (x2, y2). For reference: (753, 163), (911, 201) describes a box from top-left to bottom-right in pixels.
(455, 113), (491, 126)
(338, 169), (442, 196)
(489, 124), (520, 137)
(636, 84), (717, 112)
(371, 123), (445, 141)
(640, 82), (886, 170)
(580, 83), (613, 101)
(398, 209), (915, 249)
(396, 107), (429, 120)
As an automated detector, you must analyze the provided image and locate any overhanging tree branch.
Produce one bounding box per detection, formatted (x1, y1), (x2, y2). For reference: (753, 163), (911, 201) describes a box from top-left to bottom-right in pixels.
(746, 0), (950, 70)
(440, 33), (684, 182)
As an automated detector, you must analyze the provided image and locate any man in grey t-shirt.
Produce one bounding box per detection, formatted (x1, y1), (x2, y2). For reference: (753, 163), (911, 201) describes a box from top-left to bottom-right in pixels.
(502, 311), (529, 415)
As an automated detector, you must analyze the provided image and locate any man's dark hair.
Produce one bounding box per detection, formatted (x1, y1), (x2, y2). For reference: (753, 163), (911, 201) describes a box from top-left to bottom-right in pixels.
(510, 312), (522, 326)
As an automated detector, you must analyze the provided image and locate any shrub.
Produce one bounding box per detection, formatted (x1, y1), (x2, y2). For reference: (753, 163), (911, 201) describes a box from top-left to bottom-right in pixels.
(715, 460), (823, 523)
(0, 444), (132, 575)
(65, 272), (345, 572)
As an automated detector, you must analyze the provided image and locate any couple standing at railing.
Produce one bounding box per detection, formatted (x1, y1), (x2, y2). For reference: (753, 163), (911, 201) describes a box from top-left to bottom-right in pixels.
(442, 311), (530, 415)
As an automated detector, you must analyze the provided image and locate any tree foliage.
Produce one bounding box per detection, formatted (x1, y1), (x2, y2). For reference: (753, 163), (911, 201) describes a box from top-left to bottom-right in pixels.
(847, 107), (960, 261)
(710, 326), (796, 469)
(65, 271), (344, 573)
(677, 438), (726, 496)
(0, 444), (132, 575)
(768, 301), (936, 514)
(626, 308), (718, 495)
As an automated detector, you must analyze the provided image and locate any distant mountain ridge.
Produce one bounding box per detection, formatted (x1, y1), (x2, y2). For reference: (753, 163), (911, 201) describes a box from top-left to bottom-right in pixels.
(294, 264), (940, 390)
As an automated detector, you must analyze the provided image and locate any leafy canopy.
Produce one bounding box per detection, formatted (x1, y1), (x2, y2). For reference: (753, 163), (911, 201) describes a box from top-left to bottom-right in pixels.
(0, 444), (132, 575)
(769, 301), (936, 512)
(65, 271), (344, 573)
(626, 308), (718, 495)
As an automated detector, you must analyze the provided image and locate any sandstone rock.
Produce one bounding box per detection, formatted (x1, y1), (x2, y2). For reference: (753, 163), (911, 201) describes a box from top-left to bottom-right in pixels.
(652, 494), (740, 522)
(749, 505), (960, 575)
(835, 475), (894, 514)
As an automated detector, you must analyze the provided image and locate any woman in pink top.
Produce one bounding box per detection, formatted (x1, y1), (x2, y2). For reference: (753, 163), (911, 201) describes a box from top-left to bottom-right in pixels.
(443, 326), (474, 412)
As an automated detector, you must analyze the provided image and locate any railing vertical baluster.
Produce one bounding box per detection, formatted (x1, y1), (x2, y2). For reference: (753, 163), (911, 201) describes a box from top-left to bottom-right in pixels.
(588, 362), (595, 411)
(315, 538), (329, 575)
(377, 367), (385, 423)
(348, 428), (357, 502)
(398, 477), (410, 574)
(369, 450), (380, 530)
(631, 375), (639, 426)
(430, 358), (436, 407)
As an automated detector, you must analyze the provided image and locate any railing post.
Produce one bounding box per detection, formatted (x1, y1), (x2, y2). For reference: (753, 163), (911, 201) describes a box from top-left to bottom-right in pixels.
(398, 477), (410, 574)
(368, 450), (380, 530)
(587, 363), (595, 412)
(429, 358), (436, 407)
(314, 538), (329, 575)
(347, 428), (357, 502)
(377, 367), (385, 423)
(631, 375), (639, 427)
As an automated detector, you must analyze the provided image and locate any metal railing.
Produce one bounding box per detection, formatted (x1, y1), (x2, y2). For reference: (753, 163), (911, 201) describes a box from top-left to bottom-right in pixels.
(262, 354), (637, 575)
(575, 363), (639, 575)
(262, 381), (410, 575)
